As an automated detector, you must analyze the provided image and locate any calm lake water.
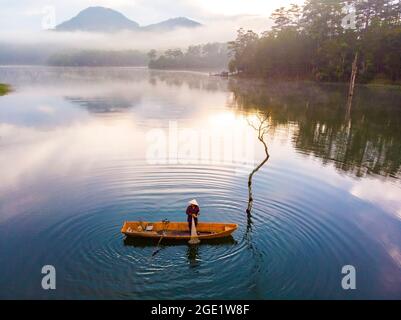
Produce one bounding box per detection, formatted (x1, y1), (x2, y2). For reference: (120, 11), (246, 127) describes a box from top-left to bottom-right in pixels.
(0, 66), (401, 299)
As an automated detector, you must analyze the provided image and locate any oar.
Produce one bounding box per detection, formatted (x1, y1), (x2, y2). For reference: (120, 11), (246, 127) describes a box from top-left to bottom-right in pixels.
(151, 220), (169, 257)
(188, 216), (200, 245)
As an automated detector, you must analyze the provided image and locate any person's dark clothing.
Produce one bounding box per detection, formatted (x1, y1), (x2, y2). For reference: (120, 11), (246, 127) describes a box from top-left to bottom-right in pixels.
(186, 205), (199, 232)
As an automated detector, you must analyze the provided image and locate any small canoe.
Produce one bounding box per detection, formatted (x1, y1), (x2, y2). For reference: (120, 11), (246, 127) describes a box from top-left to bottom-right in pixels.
(121, 221), (238, 240)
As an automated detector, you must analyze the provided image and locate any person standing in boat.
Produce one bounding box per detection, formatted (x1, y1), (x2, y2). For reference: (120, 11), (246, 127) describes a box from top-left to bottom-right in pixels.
(186, 199), (200, 233)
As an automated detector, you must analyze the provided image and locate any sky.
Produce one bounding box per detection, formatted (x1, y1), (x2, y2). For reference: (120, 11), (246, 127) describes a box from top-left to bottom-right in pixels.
(0, 0), (304, 50)
(0, 0), (304, 31)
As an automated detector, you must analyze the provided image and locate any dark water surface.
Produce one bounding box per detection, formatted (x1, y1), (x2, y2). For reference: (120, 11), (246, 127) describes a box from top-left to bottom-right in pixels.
(0, 66), (401, 299)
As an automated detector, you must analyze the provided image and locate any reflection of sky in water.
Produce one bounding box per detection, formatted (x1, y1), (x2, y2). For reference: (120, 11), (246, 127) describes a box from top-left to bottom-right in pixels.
(0, 67), (401, 299)
(0, 91), (86, 127)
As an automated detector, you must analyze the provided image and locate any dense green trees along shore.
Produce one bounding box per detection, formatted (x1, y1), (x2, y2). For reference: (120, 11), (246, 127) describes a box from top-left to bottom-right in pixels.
(228, 0), (401, 84)
(148, 43), (229, 69)
(0, 83), (11, 96)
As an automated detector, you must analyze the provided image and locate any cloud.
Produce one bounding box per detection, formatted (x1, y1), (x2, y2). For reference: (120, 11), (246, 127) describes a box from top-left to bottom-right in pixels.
(0, 0), (297, 52)
(0, 0), (296, 31)
(37, 105), (55, 114)
(0, 15), (271, 52)
(350, 178), (401, 220)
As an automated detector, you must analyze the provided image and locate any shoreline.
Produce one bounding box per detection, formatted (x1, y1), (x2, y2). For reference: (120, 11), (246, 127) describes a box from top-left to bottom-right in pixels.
(227, 74), (401, 88)
(1, 65), (400, 89)
(0, 83), (11, 96)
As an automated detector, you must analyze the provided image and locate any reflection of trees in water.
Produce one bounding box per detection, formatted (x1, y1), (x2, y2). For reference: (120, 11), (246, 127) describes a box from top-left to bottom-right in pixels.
(0, 67), (150, 86)
(230, 80), (401, 179)
(149, 71), (229, 92)
(65, 95), (142, 113)
(63, 71), (227, 118)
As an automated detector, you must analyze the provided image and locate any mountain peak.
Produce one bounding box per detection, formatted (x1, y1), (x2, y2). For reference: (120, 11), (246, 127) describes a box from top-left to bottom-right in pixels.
(142, 17), (202, 32)
(55, 7), (202, 33)
(56, 6), (140, 32)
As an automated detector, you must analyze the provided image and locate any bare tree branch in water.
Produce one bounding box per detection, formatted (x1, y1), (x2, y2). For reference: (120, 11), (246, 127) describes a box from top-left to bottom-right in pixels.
(346, 52), (358, 121)
(246, 113), (270, 218)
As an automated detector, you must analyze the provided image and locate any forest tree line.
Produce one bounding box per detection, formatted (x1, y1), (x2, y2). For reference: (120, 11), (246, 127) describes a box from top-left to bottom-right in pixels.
(148, 43), (229, 69)
(228, 0), (401, 83)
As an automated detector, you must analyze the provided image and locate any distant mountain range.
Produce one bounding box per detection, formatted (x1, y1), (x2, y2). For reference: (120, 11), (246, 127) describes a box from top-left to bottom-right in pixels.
(55, 6), (203, 33)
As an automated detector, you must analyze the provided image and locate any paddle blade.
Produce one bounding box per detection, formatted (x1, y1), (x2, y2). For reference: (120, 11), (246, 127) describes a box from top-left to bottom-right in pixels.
(152, 248), (162, 256)
(188, 217), (200, 245)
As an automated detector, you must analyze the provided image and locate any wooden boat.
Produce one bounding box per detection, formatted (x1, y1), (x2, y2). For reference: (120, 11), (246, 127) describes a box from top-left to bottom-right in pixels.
(121, 221), (238, 240)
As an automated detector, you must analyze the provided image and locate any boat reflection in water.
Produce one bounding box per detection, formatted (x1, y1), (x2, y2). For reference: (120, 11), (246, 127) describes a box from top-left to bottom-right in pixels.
(123, 236), (237, 247)
(123, 236), (237, 267)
